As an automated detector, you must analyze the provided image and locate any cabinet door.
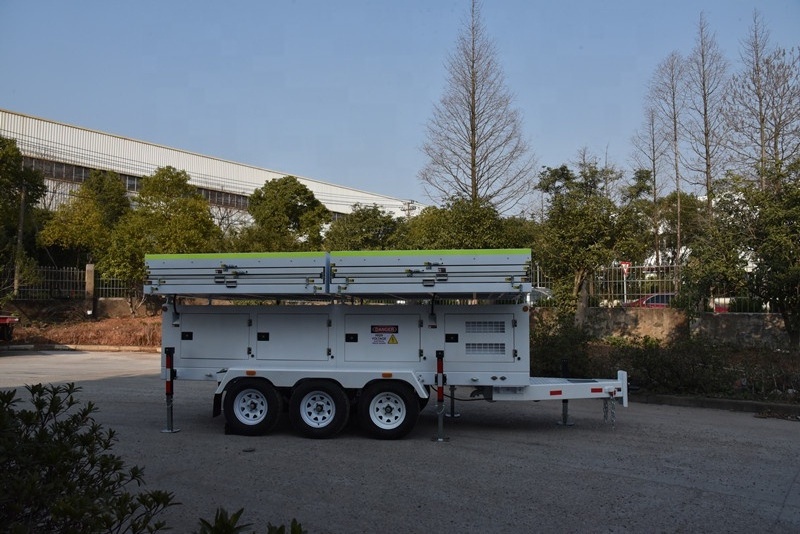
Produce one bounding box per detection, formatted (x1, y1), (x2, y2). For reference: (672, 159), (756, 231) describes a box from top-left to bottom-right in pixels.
(343, 314), (421, 362)
(180, 313), (250, 360)
(256, 313), (330, 361)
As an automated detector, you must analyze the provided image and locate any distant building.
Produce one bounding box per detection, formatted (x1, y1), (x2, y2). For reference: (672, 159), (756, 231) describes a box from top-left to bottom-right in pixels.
(0, 109), (423, 221)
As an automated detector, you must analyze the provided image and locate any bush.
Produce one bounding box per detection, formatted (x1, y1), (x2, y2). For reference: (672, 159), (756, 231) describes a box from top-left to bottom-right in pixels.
(0, 383), (176, 533)
(588, 336), (800, 401)
(530, 312), (592, 377)
(195, 507), (306, 534)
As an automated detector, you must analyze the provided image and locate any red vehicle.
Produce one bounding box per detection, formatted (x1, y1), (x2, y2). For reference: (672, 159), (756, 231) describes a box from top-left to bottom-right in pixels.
(0, 314), (20, 341)
(624, 293), (675, 309)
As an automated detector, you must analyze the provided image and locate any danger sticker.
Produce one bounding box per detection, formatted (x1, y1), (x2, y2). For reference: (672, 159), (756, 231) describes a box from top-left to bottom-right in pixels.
(372, 333), (400, 345)
(371, 325), (399, 334)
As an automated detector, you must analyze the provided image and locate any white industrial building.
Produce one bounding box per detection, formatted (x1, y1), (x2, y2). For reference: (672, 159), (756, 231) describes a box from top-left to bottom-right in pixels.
(0, 108), (423, 219)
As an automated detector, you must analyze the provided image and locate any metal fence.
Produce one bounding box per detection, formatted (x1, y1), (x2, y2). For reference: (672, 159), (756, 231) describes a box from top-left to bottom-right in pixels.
(1, 266), (131, 300)
(2, 264), (766, 311)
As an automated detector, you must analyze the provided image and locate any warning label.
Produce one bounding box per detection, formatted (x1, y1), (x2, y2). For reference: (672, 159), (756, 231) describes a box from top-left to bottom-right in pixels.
(371, 325), (399, 334)
(371, 333), (400, 345)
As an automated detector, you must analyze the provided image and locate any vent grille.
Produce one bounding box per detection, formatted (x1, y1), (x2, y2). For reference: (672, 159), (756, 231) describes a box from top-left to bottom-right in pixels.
(466, 343), (506, 355)
(465, 321), (505, 333)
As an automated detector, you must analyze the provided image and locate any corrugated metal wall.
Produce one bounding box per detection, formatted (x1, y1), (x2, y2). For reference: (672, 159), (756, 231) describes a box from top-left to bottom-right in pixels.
(0, 108), (422, 217)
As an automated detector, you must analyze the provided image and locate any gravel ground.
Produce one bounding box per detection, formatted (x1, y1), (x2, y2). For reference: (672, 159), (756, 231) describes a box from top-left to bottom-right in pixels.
(2, 350), (799, 533)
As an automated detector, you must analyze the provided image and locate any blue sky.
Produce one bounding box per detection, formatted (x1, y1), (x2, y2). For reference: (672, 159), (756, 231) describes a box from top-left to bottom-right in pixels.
(1, 0), (798, 204)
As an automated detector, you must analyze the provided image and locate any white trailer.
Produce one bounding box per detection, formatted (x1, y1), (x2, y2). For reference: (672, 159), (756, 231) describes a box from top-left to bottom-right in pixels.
(145, 249), (627, 439)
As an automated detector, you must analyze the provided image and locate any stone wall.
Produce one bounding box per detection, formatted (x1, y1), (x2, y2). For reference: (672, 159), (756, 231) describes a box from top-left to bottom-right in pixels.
(533, 307), (790, 350)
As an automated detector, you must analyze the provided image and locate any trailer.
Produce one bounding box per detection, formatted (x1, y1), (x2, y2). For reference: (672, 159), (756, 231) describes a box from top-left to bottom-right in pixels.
(145, 249), (627, 439)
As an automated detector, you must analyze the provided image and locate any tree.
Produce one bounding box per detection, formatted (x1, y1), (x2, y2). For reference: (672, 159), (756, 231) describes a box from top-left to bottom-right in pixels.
(398, 198), (507, 250)
(685, 13), (729, 214)
(743, 161), (800, 350)
(649, 51), (687, 268)
(324, 204), (402, 251)
(39, 170), (131, 266)
(238, 176), (330, 252)
(0, 136), (46, 297)
(725, 12), (800, 186)
(631, 106), (669, 263)
(656, 191), (705, 266)
(536, 163), (640, 324)
(419, 0), (534, 212)
(102, 166), (220, 284)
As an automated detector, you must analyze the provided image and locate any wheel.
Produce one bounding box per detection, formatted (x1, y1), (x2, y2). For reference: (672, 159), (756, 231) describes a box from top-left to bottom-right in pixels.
(289, 380), (350, 439)
(358, 381), (420, 440)
(223, 379), (282, 436)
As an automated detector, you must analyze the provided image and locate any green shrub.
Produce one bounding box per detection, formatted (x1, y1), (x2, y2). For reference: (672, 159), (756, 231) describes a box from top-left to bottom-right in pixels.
(530, 313), (592, 377)
(0, 383), (176, 533)
(195, 507), (306, 534)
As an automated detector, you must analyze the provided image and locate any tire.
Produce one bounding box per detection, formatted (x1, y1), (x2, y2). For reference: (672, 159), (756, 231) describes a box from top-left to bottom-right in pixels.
(289, 380), (350, 439)
(358, 381), (420, 440)
(223, 379), (282, 436)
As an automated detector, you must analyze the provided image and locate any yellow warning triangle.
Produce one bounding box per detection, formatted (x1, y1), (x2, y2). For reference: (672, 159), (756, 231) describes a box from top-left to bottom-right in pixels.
(388, 334), (398, 344)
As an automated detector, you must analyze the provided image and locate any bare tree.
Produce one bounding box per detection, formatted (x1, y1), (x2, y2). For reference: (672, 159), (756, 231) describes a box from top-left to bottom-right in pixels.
(649, 51), (687, 266)
(724, 12), (800, 189)
(631, 105), (669, 262)
(419, 0), (534, 213)
(724, 10), (771, 186)
(684, 13), (729, 213)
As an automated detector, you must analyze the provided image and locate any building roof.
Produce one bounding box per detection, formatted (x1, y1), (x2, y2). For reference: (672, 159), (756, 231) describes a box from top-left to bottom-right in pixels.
(0, 108), (424, 217)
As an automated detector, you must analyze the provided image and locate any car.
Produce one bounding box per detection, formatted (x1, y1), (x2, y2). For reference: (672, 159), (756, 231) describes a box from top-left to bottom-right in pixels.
(0, 313), (20, 341)
(624, 293), (675, 308)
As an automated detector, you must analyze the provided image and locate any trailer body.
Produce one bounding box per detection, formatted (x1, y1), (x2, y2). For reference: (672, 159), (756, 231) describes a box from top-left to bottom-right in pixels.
(146, 249), (627, 439)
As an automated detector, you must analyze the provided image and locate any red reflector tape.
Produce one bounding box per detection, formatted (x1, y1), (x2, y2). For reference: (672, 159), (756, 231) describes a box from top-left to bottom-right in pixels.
(550, 390), (562, 396)
(591, 387), (603, 393)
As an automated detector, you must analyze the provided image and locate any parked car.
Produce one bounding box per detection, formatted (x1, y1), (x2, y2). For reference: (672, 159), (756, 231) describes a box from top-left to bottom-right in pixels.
(0, 313), (20, 341)
(624, 293), (675, 308)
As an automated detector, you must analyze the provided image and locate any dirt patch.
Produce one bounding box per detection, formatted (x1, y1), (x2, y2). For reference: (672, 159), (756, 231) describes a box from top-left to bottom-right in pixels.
(12, 317), (161, 347)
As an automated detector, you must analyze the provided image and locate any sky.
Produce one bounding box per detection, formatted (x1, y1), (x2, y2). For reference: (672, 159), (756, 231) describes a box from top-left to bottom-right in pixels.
(1, 0), (798, 205)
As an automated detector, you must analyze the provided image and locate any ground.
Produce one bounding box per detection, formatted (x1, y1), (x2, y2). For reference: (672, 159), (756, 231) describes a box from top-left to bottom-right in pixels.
(12, 317), (161, 347)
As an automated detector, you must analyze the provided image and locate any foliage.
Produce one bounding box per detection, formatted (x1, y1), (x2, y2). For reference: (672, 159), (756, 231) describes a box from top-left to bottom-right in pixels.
(0, 136), (46, 227)
(535, 163), (642, 322)
(744, 161), (800, 350)
(397, 198), (510, 249)
(0, 383), (176, 533)
(324, 204), (402, 250)
(418, 0), (534, 212)
(196, 508), (251, 534)
(679, 193), (749, 314)
(101, 166), (221, 283)
(238, 176), (330, 252)
(195, 507), (306, 534)
(530, 310), (592, 377)
(0, 136), (46, 299)
(591, 335), (799, 401)
(38, 170), (131, 266)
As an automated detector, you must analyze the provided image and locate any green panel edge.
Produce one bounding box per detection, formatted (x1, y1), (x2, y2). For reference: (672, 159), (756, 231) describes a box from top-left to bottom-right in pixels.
(330, 248), (531, 257)
(145, 251), (327, 260)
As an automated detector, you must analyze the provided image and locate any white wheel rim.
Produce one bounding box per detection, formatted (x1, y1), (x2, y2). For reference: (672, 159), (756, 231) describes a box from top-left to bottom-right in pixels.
(299, 390), (336, 428)
(368, 392), (406, 430)
(234, 388), (268, 425)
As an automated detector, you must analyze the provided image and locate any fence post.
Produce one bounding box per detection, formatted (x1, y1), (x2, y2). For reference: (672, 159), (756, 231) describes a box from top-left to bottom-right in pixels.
(85, 264), (96, 318)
